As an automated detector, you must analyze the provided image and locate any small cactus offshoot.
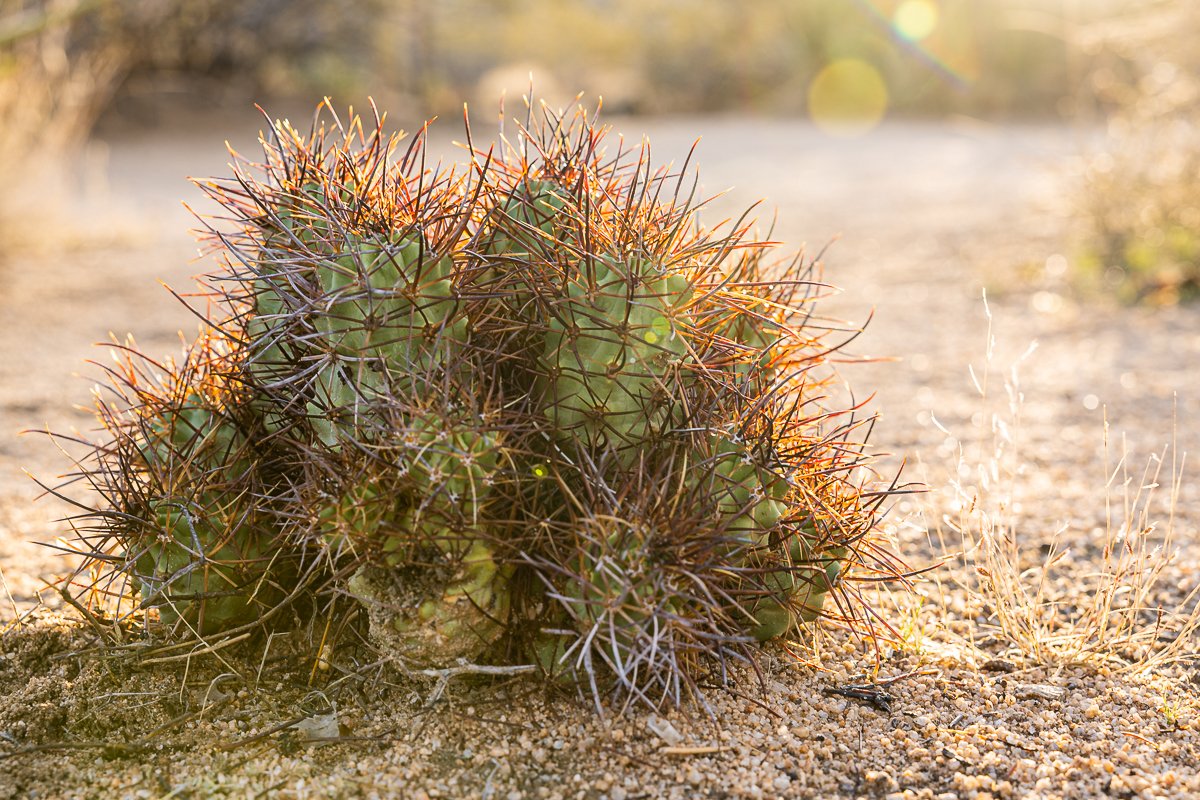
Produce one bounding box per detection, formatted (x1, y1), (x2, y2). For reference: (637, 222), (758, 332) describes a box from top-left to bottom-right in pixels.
(50, 99), (905, 711)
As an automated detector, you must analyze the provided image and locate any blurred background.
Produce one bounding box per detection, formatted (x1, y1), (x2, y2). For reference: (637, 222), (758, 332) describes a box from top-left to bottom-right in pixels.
(2, 0), (1196, 298)
(0, 0), (1085, 133)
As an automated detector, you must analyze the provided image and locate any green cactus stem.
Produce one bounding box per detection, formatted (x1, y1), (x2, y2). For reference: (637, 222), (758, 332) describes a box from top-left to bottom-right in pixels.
(135, 495), (278, 634)
(487, 180), (569, 259)
(539, 254), (694, 452)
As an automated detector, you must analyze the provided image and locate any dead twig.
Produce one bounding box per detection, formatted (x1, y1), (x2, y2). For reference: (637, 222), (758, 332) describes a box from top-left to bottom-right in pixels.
(822, 667), (935, 714)
(660, 744), (728, 756)
(409, 662), (538, 708)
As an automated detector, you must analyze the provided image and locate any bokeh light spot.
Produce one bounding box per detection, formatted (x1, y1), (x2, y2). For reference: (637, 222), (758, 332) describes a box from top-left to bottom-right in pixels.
(894, 0), (939, 42)
(807, 59), (889, 136)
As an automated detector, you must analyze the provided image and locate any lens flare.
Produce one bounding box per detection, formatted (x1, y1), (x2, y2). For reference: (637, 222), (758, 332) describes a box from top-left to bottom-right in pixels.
(807, 59), (888, 136)
(850, 0), (971, 90)
(894, 0), (938, 42)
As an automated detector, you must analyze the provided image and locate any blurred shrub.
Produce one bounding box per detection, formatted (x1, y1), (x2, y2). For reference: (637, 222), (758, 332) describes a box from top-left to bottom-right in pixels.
(0, 0), (382, 145)
(0, 0), (134, 242)
(0, 1), (127, 176)
(1075, 2), (1200, 304)
(116, 0), (386, 100)
(0, 0), (379, 242)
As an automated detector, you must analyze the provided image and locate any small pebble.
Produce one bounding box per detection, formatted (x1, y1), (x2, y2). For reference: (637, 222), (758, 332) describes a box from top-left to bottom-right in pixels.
(646, 715), (684, 746)
(1015, 684), (1067, 700)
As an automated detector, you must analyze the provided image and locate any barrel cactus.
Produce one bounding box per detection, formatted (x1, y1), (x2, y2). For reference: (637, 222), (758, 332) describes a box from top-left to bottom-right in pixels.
(52, 99), (900, 710)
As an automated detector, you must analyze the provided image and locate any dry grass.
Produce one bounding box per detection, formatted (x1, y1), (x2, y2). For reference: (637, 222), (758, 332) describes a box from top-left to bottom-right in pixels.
(930, 293), (1200, 671)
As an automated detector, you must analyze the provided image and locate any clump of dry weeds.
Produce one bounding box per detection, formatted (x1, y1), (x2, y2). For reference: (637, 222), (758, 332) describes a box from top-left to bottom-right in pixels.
(926, 294), (1198, 671)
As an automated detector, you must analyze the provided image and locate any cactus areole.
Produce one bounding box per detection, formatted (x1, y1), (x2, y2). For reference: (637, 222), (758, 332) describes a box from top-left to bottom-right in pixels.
(55, 99), (901, 711)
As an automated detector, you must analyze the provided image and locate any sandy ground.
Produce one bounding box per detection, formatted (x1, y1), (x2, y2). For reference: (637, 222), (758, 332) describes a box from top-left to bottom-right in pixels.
(1, 107), (1199, 799)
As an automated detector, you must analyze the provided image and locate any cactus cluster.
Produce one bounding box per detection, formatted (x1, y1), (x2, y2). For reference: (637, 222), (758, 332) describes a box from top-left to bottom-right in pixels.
(56, 101), (900, 709)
